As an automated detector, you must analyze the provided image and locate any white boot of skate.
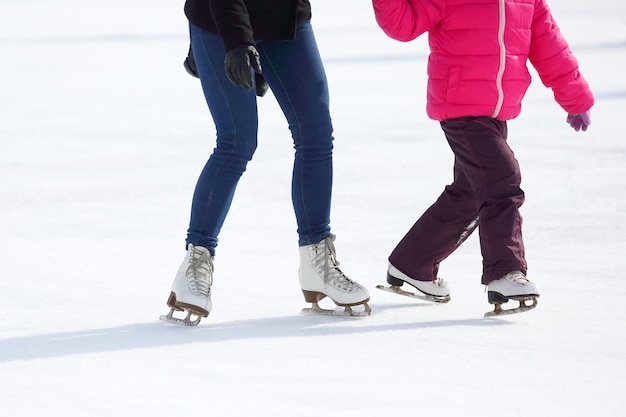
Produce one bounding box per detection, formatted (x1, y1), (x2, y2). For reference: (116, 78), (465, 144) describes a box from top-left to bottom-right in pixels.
(299, 235), (370, 316)
(386, 264), (451, 298)
(485, 270), (539, 317)
(160, 244), (213, 326)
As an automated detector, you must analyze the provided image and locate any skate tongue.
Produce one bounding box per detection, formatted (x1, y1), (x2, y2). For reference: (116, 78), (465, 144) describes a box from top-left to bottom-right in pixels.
(186, 248), (213, 297)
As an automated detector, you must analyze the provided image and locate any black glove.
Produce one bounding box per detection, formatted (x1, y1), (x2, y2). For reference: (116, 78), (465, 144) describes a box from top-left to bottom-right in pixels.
(224, 45), (262, 89)
(183, 44), (199, 78)
(255, 73), (269, 97)
(185, 44), (268, 97)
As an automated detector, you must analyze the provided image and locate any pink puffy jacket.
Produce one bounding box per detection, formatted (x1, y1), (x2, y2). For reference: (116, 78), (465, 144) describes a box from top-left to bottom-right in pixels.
(372, 0), (594, 121)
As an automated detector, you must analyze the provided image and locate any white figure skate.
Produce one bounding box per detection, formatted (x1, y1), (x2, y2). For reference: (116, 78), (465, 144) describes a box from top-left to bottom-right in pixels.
(299, 235), (371, 316)
(376, 263), (451, 303)
(485, 270), (539, 317)
(160, 244), (213, 326)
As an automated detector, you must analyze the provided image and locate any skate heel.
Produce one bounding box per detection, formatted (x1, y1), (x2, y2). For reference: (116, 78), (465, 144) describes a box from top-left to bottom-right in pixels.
(165, 291), (209, 317)
(302, 289), (327, 303)
(160, 292), (208, 326)
(166, 291), (184, 311)
(386, 272), (405, 287)
(488, 291), (509, 304)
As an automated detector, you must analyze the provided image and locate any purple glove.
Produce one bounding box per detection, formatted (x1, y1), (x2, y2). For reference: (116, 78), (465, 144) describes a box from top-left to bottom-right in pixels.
(566, 111), (591, 132)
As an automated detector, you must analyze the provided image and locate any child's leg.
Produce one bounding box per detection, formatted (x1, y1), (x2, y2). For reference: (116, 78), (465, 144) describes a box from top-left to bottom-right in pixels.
(441, 117), (527, 285)
(389, 159), (479, 281)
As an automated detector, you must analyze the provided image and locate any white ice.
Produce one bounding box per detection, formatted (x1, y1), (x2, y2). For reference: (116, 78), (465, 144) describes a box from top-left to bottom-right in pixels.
(1, 1), (625, 416)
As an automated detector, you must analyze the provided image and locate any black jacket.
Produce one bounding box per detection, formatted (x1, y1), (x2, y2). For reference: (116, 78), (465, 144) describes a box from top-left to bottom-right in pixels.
(184, 0), (312, 51)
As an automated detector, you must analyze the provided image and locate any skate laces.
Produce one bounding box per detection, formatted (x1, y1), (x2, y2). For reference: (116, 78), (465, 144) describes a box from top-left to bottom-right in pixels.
(186, 245), (213, 297)
(433, 277), (448, 288)
(506, 270), (530, 285)
(311, 235), (359, 292)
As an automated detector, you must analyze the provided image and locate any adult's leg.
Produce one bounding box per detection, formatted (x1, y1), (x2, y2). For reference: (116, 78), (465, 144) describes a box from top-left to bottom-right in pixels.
(256, 22), (333, 246)
(186, 24), (259, 254)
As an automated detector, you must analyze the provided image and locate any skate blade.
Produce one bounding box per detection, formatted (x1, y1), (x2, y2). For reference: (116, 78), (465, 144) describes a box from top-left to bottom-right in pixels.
(159, 307), (203, 326)
(484, 297), (538, 317)
(302, 301), (371, 317)
(376, 284), (451, 303)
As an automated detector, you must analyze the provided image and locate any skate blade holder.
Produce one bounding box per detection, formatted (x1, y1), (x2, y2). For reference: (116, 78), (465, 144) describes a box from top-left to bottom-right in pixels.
(302, 301), (372, 317)
(484, 296), (538, 317)
(160, 307), (204, 326)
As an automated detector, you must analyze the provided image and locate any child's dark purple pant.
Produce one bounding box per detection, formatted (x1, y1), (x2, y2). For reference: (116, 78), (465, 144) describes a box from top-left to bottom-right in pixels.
(389, 116), (527, 285)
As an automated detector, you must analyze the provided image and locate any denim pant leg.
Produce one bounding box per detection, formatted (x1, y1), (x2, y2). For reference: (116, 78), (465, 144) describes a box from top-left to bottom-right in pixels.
(186, 24), (259, 254)
(255, 22), (333, 247)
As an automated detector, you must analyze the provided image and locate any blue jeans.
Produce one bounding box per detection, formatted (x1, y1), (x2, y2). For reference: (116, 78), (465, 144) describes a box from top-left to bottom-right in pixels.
(186, 22), (333, 254)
